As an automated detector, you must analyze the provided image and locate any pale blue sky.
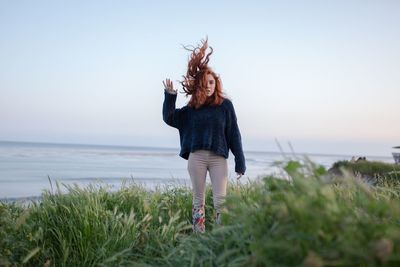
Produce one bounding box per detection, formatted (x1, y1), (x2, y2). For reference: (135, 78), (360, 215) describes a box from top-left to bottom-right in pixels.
(0, 0), (399, 156)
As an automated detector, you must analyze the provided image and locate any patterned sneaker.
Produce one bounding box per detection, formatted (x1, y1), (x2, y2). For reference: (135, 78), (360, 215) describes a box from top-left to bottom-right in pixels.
(192, 205), (205, 233)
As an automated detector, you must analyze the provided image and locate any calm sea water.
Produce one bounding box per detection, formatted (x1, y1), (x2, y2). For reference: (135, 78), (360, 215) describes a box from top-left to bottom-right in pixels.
(0, 141), (394, 199)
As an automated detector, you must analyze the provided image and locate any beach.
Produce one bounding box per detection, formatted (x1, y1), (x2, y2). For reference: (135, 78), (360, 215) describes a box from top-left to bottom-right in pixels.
(0, 141), (394, 200)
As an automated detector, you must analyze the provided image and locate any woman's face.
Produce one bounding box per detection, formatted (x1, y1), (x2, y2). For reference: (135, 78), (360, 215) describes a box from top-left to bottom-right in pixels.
(205, 73), (216, 97)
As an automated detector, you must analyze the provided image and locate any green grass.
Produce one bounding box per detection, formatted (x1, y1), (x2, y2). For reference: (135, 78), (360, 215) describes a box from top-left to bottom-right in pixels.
(1, 160), (400, 266)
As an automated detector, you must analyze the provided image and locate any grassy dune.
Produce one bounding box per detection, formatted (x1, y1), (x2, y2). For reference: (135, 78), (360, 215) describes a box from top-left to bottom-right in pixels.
(330, 160), (400, 186)
(1, 160), (400, 266)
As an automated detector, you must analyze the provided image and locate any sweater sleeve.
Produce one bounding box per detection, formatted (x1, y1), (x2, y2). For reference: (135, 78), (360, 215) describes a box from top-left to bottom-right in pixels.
(226, 100), (246, 174)
(162, 90), (184, 129)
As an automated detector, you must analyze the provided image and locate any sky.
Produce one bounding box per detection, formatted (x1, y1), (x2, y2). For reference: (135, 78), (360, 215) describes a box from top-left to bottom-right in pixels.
(0, 0), (399, 157)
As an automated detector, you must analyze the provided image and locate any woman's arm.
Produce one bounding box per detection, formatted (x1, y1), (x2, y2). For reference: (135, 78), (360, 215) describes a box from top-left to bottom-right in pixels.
(162, 79), (182, 129)
(226, 100), (246, 176)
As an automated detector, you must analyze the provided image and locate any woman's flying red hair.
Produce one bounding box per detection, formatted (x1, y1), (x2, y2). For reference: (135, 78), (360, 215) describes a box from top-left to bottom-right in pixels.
(180, 38), (224, 109)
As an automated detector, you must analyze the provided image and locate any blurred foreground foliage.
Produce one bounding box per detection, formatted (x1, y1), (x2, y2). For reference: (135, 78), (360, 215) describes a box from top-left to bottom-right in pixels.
(1, 159), (400, 266)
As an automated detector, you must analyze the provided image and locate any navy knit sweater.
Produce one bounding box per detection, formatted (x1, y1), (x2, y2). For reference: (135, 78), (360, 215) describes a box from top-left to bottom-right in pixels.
(162, 90), (246, 174)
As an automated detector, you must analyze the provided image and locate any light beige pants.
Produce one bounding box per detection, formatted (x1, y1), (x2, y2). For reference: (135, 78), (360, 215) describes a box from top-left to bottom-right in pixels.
(187, 149), (228, 213)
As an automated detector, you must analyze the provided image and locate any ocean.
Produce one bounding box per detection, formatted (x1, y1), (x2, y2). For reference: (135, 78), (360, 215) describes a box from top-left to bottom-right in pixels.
(0, 141), (394, 199)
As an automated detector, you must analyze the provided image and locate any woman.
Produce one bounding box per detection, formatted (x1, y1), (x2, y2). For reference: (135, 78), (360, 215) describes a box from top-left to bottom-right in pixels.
(162, 38), (246, 233)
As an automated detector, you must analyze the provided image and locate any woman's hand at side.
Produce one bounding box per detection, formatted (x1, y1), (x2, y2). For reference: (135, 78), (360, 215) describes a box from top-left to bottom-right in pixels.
(236, 173), (243, 180)
(163, 78), (177, 95)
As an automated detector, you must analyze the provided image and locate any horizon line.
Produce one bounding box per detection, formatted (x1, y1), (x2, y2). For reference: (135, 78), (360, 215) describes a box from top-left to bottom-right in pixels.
(0, 139), (392, 159)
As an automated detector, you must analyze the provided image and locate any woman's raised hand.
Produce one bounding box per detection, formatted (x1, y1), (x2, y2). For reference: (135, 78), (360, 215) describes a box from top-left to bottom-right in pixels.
(163, 78), (177, 95)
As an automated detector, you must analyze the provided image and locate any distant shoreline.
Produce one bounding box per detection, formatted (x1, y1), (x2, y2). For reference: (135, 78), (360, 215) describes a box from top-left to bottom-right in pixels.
(0, 195), (42, 206)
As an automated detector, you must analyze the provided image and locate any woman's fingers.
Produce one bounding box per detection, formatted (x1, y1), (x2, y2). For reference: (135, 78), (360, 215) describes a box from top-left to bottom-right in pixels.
(163, 78), (174, 91)
(163, 78), (177, 95)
